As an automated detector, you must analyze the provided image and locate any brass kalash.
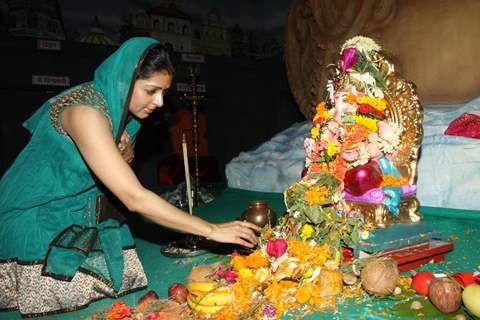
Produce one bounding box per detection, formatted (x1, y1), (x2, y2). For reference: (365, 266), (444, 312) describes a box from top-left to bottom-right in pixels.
(293, 36), (453, 270)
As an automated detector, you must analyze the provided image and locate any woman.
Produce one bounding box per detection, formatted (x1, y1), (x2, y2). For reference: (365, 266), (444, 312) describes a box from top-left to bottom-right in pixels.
(0, 37), (259, 317)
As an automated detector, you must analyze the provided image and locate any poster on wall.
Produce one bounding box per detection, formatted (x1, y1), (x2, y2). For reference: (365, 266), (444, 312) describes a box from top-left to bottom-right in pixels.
(32, 75), (70, 87)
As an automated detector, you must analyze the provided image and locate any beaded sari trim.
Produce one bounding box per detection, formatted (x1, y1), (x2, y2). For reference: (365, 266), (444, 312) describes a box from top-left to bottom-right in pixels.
(49, 83), (112, 135)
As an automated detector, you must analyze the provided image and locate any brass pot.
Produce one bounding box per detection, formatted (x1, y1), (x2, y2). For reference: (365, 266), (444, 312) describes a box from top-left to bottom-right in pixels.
(241, 200), (276, 228)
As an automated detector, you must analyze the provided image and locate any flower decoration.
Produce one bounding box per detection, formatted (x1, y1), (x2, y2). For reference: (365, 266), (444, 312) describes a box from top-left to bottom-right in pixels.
(266, 239), (288, 258)
(341, 47), (357, 72)
(340, 35), (381, 54)
(106, 301), (131, 320)
(87, 292), (188, 320)
(214, 268), (238, 284)
(262, 305), (277, 319)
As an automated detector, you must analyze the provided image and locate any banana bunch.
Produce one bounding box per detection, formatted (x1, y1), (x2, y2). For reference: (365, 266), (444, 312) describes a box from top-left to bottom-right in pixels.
(186, 281), (232, 315)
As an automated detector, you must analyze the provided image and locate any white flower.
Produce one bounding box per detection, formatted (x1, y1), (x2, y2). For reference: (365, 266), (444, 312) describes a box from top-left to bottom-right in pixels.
(378, 120), (401, 154)
(351, 72), (376, 87)
(341, 36), (381, 53)
(326, 80), (335, 103)
(256, 267), (270, 283)
(307, 267), (321, 283)
(304, 157), (311, 169)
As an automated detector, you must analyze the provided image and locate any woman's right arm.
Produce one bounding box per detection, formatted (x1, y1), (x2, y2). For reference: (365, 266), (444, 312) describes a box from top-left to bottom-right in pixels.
(61, 106), (260, 247)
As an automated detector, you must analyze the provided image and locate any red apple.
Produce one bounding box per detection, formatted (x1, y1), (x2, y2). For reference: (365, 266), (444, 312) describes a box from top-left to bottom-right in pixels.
(412, 271), (435, 296)
(428, 278), (462, 313)
(168, 283), (188, 303)
(137, 290), (159, 312)
(138, 290), (159, 305)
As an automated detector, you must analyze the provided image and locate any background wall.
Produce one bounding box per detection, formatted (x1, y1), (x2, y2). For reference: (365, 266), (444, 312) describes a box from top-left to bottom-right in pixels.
(0, 35), (305, 187)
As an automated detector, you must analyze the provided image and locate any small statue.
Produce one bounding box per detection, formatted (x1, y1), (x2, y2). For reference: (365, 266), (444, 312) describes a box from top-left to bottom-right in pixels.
(302, 36), (423, 228)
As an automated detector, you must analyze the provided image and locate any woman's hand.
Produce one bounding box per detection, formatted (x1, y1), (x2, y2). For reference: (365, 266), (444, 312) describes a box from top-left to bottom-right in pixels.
(207, 220), (261, 248)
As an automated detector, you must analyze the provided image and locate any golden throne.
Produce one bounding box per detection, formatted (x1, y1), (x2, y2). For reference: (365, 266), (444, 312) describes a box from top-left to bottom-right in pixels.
(341, 50), (424, 228)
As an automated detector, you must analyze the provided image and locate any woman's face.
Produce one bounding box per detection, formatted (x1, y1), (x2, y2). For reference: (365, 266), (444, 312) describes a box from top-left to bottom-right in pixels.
(129, 70), (173, 119)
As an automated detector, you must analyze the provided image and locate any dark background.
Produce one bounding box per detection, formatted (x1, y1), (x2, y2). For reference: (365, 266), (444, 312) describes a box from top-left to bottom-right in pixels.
(0, 35), (305, 188)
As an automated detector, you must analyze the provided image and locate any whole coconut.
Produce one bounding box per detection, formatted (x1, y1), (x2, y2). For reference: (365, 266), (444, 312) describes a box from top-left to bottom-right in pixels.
(428, 278), (462, 313)
(360, 257), (399, 295)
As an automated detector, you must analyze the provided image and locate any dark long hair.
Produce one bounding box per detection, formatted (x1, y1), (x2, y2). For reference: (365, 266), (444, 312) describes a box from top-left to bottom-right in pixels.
(137, 43), (175, 79)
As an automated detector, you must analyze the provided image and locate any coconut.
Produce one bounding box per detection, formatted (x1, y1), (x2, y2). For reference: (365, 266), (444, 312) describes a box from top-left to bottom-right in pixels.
(318, 269), (344, 296)
(360, 257), (399, 295)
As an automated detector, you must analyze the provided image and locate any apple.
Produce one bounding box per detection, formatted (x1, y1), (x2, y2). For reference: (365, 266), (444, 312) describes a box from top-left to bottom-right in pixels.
(412, 271), (435, 296)
(168, 283), (188, 303)
(138, 290), (159, 305)
(428, 278), (462, 313)
(137, 290), (160, 312)
(462, 284), (480, 317)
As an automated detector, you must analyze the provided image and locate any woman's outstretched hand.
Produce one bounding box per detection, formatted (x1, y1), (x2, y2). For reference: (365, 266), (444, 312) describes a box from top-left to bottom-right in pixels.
(207, 220), (262, 248)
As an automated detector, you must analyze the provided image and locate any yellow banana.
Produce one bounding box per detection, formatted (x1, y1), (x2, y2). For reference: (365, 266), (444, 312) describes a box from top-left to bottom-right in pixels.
(187, 281), (221, 293)
(188, 290), (233, 306)
(187, 294), (224, 314)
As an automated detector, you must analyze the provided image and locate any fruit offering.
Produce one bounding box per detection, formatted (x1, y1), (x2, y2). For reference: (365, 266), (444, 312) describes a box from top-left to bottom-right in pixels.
(361, 257), (399, 295)
(186, 281), (232, 315)
(462, 284), (480, 317)
(411, 271), (435, 296)
(428, 278), (462, 313)
(167, 283), (188, 303)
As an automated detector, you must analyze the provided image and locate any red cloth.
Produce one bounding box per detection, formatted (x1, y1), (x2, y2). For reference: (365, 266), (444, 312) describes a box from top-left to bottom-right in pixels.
(444, 113), (480, 139)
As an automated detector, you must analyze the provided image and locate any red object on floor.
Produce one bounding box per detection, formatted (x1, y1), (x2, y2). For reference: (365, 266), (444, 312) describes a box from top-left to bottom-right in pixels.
(444, 113), (480, 139)
(343, 240), (454, 272)
(380, 240), (453, 272)
(452, 272), (480, 287)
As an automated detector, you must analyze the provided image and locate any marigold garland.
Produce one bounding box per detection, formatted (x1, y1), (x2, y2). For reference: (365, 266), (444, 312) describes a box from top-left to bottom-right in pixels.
(353, 115), (379, 132)
(357, 96), (388, 111)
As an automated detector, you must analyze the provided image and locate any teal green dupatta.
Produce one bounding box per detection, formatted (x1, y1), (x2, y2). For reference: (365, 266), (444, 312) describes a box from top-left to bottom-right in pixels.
(0, 37), (158, 291)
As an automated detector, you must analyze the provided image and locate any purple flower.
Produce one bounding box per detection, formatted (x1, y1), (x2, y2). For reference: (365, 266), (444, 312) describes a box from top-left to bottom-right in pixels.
(262, 305), (277, 318)
(341, 47), (357, 72)
(266, 239), (288, 258)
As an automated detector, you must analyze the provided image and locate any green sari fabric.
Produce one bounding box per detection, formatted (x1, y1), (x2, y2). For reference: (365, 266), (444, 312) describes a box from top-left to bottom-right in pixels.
(0, 37), (158, 291)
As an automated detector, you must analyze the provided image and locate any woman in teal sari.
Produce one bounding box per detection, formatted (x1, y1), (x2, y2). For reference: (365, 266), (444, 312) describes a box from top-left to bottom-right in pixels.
(0, 37), (259, 317)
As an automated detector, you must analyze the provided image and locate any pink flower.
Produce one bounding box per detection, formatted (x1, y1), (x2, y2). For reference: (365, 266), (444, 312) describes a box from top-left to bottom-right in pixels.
(341, 47), (357, 72)
(231, 250), (240, 258)
(224, 269), (238, 283)
(378, 121), (396, 143)
(342, 150), (359, 162)
(145, 312), (162, 320)
(266, 239), (288, 258)
(214, 268), (238, 283)
(304, 138), (320, 159)
(214, 268), (226, 278)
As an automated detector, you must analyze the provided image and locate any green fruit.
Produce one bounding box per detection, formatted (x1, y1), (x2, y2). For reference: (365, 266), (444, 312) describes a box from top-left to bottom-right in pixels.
(462, 284), (480, 317)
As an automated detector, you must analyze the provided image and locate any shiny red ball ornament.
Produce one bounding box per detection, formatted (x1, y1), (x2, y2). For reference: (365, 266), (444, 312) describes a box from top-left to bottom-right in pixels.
(167, 283), (188, 303)
(344, 160), (383, 196)
(412, 271), (435, 296)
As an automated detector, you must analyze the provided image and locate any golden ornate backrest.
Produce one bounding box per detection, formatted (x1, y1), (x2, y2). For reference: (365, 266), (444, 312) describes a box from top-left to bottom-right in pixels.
(343, 51), (423, 228)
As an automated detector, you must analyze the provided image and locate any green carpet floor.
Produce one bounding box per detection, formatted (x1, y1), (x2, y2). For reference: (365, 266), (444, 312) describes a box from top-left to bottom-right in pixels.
(1, 188), (479, 319)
